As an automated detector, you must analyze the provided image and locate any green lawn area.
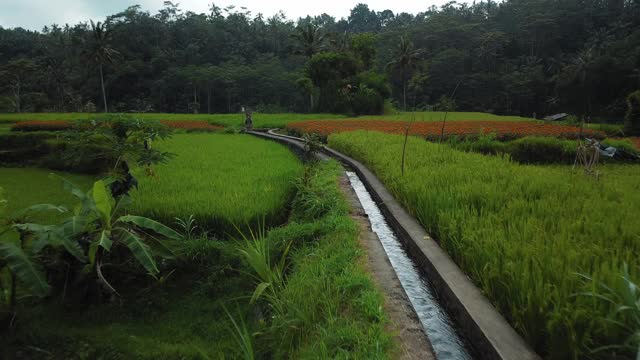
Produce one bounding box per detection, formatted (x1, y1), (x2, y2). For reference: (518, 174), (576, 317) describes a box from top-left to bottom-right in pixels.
(329, 130), (640, 360)
(130, 133), (303, 235)
(0, 167), (95, 224)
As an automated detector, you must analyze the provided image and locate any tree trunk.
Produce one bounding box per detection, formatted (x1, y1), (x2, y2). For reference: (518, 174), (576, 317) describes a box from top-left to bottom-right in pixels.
(12, 82), (21, 113)
(99, 63), (108, 113)
(402, 67), (407, 112)
(207, 87), (211, 114)
(193, 85), (199, 114)
(309, 92), (314, 113)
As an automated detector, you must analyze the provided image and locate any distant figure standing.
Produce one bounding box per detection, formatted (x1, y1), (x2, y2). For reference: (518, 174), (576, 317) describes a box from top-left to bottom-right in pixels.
(245, 107), (253, 130)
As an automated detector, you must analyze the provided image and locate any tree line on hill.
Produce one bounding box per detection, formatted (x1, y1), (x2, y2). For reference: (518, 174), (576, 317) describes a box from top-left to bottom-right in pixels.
(0, 1), (639, 120)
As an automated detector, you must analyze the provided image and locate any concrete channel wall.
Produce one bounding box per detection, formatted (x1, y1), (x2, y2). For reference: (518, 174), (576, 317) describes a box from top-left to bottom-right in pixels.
(248, 130), (541, 360)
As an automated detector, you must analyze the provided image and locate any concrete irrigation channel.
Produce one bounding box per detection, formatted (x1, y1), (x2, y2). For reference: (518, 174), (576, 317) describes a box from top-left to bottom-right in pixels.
(247, 129), (540, 360)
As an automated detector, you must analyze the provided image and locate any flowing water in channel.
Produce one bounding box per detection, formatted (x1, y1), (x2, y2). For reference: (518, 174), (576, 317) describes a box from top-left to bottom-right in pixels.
(346, 171), (472, 360)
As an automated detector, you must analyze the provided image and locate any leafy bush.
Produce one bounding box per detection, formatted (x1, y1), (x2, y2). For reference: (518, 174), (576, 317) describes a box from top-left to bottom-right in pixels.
(588, 123), (625, 137)
(508, 136), (577, 164)
(352, 85), (384, 115)
(11, 120), (69, 132)
(0, 132), (115, 174)
(1, 177), (182, 311)
(447, 136), (637, 164)
(601, 138), (638, 154)
(435, 95), (456, 111)
(624, 90), (640, 135)
(39, 140), (115, 174)
(446, 134), (509, 155)
(0, 132), (54, 164)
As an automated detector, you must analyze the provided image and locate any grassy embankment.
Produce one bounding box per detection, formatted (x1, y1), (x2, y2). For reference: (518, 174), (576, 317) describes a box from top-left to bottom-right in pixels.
(329, 130), (639, 360)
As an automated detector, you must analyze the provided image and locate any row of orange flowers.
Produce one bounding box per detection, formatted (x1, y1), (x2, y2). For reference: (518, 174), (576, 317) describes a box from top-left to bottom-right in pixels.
(11, 120), (223, 132)
(287, 120), (606, 140)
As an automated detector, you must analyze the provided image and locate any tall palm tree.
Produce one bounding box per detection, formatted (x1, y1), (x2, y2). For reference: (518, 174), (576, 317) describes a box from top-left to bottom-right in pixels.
(85, 20), (119, 113)
(572, 47), (595, 119)
(291, 23), (326, 59)
(386, 36), (421, 111)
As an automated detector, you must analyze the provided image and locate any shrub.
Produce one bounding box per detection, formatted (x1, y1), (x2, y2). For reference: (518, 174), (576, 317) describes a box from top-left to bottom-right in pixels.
(435, 95), (456, 112)
(601, 138), (639, 154)
(508, 136), (576, 164)
(39, 140), (114, 174)
(447, 135), (509, 155)
(0, 133), (56, 164)
(0, 132), (120, 174)
(11, 121), (70, 132)
(352, 85), (384, 116)
(624, 90), (640, 135)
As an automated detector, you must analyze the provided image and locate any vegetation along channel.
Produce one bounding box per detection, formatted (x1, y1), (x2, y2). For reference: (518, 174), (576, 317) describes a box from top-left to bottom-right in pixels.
(345, 170), (472, 360)
(1, 0), (640, 359)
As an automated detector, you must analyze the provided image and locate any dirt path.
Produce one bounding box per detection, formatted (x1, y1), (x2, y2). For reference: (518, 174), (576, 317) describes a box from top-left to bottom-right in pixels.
(338, 173), (435, 360)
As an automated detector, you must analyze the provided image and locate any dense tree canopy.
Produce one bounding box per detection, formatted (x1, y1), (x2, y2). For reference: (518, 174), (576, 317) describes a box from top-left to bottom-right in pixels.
(0, 1), (639, 119)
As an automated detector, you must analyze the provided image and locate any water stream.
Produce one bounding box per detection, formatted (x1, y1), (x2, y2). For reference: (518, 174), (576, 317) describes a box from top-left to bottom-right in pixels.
(346, 171), (472, 360)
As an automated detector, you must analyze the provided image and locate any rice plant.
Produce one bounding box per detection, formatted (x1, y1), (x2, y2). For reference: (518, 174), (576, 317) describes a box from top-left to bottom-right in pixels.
(329, 130), (640, 359)
(129, 134), (302, 236)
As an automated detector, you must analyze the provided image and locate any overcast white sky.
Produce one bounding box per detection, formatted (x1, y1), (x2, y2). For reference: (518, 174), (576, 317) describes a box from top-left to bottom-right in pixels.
(0, 0), (457, 31)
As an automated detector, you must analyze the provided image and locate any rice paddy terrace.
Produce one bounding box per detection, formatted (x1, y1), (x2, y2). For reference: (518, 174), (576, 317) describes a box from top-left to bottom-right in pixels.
(1, 112), (638, 359)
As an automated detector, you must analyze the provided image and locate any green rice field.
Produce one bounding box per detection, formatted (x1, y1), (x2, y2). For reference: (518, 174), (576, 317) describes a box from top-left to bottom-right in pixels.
(329, 130), (640, 360)
(0, 168), (94, 224)
(130, 133), (303, 235)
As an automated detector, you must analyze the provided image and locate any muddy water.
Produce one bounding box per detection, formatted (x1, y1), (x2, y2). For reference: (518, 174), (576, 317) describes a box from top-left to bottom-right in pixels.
(346, 171), (472, 360)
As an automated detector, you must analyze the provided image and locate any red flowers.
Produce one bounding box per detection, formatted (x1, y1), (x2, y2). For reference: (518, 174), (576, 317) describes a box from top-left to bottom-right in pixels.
(11, 120), (223, 132)
(287, 120), (605, 140)
(157, 121), (223, 131)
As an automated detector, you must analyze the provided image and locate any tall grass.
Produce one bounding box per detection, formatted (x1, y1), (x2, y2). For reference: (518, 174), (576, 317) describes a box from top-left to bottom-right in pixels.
(130, 134), (302, 235)
(236, 161), (393, 358)
(329, 130), (640, 359)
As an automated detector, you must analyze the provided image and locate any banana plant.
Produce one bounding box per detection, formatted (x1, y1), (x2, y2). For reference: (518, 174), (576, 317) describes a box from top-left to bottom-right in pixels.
(0, 187), (65, 315)
(17, 178), (182, 295)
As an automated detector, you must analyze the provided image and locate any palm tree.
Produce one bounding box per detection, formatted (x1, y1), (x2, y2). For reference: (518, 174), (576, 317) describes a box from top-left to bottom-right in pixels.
(572, 47), (595, 119)
(85, 20), (120, 113)
(386, 36), (421, 111)
(291, 23), (326, 59)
